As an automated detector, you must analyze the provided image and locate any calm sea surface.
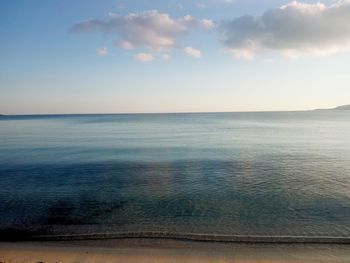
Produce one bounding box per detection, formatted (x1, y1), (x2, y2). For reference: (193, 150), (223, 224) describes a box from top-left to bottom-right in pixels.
(0, 111), (350, 238)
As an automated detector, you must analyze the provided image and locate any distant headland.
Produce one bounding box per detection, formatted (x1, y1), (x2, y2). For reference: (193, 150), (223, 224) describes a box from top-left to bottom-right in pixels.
(332, 104), (350, 110)
(315, 104), (350, 111)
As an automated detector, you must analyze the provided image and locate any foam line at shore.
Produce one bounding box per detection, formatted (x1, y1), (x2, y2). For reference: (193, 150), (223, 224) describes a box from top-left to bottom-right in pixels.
(12, 232), (350, 244)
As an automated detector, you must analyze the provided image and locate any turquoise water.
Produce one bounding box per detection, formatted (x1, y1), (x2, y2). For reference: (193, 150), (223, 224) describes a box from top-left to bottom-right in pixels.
(0, 111), (350, 239)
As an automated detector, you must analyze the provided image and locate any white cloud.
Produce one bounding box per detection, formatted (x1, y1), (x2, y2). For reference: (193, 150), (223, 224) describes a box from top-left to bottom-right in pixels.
(201, 19), (215, 29)
(72, 10), (213, 53)
(280, 1), (326, 14)
(184, 46), (202, 58)
(135, 53), (154, 62)
(220, 1), (350, 59)
(179, 15), (215, 29)
(96, 47), (109, 56)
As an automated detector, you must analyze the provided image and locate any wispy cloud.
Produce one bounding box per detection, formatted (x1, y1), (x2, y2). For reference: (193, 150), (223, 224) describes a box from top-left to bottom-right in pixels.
(184, 46), (202, 58)
(96, 47), (109, 56)
(220, 0), (350, 59)
(135, 52), (154, 62)
(72, 10), (214, 53)
(118, 40), (134, 50)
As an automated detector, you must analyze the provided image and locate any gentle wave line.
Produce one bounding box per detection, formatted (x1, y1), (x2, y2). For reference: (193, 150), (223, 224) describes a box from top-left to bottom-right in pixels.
(22, 232), (350, 244)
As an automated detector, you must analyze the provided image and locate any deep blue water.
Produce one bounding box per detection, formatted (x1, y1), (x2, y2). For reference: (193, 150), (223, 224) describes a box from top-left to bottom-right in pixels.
(0, 111), (350, 238)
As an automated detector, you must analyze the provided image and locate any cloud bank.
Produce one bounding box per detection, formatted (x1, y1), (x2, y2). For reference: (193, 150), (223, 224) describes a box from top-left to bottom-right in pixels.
(72, 2), (350, 60)
(220, 1), (350, 58)
(72, 10), (213, 53)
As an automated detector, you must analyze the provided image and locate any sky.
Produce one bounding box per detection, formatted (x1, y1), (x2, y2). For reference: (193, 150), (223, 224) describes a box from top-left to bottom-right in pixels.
(1, 0), (350, 114)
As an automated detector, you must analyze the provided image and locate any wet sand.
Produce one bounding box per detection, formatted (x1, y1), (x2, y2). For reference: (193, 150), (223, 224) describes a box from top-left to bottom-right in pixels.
(1, 239), (349, 263)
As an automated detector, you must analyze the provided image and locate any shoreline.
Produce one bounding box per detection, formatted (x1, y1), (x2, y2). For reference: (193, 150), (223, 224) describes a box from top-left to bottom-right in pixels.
(2, 232), (350, 244)
(1, 239), (349, 263)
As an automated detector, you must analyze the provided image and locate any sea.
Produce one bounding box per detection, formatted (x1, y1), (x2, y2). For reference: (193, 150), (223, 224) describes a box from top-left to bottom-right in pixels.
(0, 111), (349, 241)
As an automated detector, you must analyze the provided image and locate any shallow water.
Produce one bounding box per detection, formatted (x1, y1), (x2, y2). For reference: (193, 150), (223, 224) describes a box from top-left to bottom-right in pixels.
(0, 111), (350, 239)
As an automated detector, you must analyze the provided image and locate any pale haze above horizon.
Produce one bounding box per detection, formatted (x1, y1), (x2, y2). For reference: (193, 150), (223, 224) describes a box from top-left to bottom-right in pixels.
(1, 0), (350, 115)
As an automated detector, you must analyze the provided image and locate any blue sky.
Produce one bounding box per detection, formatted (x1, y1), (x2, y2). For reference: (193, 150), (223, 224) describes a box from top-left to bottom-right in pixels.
(1, 0), (350, 114)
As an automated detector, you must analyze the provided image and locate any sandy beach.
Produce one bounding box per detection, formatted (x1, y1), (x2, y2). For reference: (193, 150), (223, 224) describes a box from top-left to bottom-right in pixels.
(1, 239), (349, 263)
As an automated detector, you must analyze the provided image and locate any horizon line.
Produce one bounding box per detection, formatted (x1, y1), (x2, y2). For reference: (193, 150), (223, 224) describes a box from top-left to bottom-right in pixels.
(0, 109), (331, 116)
